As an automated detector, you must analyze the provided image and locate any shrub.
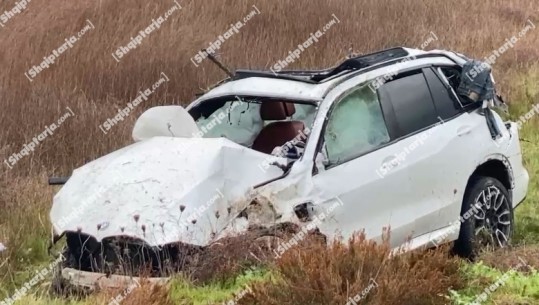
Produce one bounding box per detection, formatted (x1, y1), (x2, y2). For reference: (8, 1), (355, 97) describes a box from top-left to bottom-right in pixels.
(242, 233), (463, 305)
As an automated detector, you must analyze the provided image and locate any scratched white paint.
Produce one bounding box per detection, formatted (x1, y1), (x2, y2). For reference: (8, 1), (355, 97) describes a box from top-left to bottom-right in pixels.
(50, 137), (285, 246)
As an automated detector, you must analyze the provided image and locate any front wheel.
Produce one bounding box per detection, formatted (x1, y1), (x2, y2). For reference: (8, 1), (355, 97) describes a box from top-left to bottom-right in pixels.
(453, 176), (514, 258)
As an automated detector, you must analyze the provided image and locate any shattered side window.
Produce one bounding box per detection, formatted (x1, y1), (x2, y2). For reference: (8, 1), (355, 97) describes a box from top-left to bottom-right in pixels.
(324, 84), (390, 165)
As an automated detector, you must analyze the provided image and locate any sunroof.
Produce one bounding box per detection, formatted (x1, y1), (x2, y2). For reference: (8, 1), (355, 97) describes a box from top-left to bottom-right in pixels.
(310, 47), (410, 82)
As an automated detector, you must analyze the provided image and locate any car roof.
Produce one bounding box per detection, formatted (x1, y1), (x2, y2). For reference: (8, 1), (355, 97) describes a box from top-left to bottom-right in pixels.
(189, 47), (463, 107)
(191, 76), (336, 104)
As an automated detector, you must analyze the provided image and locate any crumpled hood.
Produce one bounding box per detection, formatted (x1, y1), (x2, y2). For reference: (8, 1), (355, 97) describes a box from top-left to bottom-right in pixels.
(50, 137), (285, 246)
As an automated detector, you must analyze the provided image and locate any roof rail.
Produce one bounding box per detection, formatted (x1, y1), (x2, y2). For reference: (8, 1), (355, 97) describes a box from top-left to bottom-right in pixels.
(232, 70), (318, 83)
(232, 47), (410, 84)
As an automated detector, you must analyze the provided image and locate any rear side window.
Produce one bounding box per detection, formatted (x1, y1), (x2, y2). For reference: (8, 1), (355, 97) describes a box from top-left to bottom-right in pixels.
(378, 72), (439, 137)
(423, 68), (461, 120)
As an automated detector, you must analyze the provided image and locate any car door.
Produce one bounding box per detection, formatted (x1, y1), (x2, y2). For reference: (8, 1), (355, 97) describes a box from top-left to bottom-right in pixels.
(311, 66), (483, 249)
(373, 67), (482, 244)
(311, 80), (419, 248)
(404, 67), (495, 237)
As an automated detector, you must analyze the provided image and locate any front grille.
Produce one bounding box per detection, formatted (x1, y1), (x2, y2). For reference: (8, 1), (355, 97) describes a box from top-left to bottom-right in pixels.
(65, 232), (201, 277)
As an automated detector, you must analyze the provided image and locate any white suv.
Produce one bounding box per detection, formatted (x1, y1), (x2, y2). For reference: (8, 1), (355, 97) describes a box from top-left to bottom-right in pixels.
(51, 47), (529, 288)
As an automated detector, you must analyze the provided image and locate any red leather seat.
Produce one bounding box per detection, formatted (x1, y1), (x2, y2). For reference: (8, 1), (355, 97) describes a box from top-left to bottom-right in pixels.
(251, 102), (305, 154)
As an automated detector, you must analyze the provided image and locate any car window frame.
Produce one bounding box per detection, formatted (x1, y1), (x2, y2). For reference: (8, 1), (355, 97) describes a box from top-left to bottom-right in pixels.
(377, 68), (445, 139)
(321, 84), (393, 168)
(314, 85), (395, 171)
(433, 65), (466, 109)
(422, 67), (466, 121)
(313, 63), (471, 172)
(433, 65), (483, 113)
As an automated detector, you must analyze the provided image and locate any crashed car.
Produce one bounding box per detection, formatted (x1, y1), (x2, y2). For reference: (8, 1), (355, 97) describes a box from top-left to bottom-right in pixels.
(50, 47), (529, 289)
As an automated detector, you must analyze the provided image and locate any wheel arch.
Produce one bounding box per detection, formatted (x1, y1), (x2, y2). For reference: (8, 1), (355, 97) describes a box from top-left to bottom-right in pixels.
(454, 156), (515, 258)
(466, 154), (514, 193)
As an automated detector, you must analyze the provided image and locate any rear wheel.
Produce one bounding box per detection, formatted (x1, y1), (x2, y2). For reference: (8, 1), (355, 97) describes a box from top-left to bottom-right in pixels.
(453, 176), (513, 258)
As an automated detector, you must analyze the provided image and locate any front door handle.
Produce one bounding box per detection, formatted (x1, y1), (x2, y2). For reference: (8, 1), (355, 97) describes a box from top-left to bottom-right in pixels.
(382, 155), (398, 166)
(457, 125), (472, 136)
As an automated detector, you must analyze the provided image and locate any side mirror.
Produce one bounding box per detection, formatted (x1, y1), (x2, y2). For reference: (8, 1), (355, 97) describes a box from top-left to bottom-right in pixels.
(132, 106), (201, 142)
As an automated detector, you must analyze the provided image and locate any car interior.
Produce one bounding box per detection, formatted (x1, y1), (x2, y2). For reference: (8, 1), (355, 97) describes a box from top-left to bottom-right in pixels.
(251, 102), (306, 154)
(190, 99), (316, 157)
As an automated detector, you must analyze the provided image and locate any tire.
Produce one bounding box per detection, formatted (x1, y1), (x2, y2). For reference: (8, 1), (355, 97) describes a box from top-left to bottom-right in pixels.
(453, 176), (514, 258)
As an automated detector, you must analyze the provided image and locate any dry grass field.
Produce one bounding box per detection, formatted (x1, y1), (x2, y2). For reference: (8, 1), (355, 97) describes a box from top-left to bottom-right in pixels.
(0, 0), (538, 304)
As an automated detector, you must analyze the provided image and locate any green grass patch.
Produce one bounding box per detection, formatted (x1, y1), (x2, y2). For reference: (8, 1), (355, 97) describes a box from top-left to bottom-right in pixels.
(168, 267), (271, 304)
(451, 261), (539, 304)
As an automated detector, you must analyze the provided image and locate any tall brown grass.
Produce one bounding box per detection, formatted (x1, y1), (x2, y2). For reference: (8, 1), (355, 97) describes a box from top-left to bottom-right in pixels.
(0, 0), (537, 176)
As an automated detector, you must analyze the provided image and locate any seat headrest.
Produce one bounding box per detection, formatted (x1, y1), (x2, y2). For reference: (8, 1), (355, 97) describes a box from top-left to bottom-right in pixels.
(260, 102), (296, 120)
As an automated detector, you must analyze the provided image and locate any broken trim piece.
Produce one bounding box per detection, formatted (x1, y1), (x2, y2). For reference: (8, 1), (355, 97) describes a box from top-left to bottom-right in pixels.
(61, 267), (169, 290)
(49, 177), (70, 185)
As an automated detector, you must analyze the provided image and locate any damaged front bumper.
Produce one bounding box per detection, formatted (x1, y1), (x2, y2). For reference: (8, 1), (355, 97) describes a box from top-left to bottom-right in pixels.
(49, 136), (314, 289)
